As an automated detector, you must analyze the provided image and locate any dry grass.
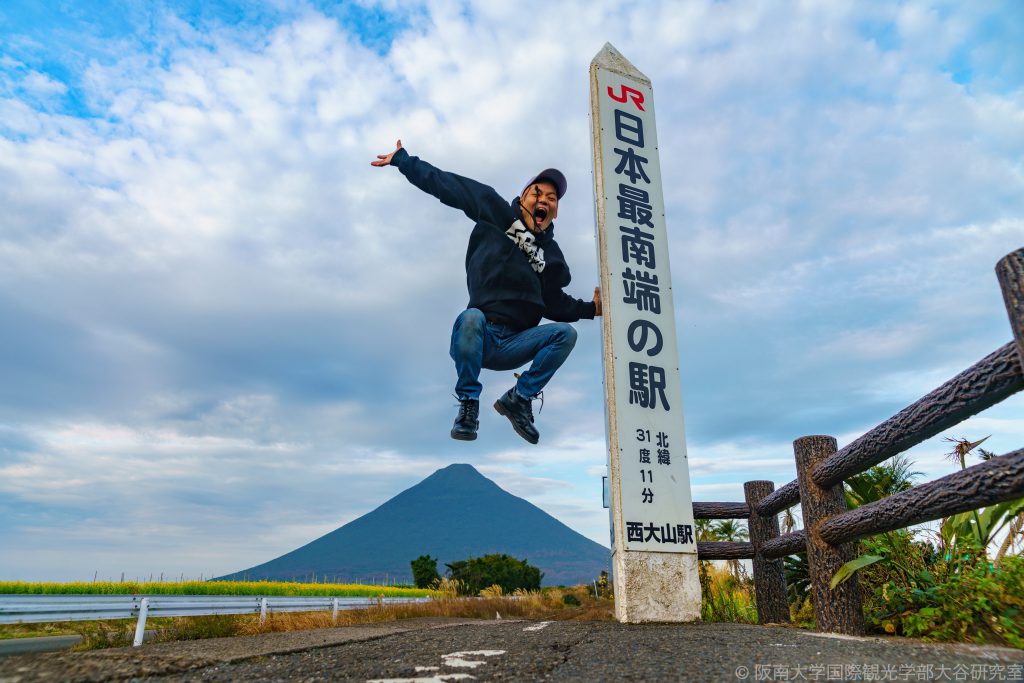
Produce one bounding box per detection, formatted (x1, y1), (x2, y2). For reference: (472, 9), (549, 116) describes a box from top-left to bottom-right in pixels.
(51, 585), (613, 648)
(700, 562), (758, 624)
(5, 572), (763, 650)
(243, 585), (614, 635)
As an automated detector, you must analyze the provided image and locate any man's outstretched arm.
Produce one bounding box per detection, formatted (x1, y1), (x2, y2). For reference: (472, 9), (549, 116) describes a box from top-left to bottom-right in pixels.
(371, 139), (510, 226)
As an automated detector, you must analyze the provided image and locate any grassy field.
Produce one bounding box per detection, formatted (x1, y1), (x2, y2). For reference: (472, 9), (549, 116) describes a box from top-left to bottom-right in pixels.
(0, 580), (436, 598)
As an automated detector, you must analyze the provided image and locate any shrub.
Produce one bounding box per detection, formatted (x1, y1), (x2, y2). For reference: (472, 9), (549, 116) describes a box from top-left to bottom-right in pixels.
(861, 543), (1023, 647)
(71, 621), (135, 650)
(445, 554), (543, 595)
(410, 555), (441, 589)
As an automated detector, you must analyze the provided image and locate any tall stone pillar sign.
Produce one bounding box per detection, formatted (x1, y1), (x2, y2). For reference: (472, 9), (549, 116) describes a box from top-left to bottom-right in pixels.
(589, 43), (701, 623)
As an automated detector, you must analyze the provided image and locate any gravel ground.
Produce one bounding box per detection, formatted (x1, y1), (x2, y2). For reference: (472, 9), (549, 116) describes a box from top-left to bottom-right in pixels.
(1, 619), (1021, 683)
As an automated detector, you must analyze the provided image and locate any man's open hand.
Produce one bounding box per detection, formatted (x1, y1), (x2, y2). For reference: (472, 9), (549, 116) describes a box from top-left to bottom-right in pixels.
(371, 139), (402, 167)
(593, 287), (602, 316)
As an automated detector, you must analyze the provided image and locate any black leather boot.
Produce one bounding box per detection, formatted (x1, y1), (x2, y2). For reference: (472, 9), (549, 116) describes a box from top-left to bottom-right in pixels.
(493, 388), (539, 444)
(451, 398), (480, 441)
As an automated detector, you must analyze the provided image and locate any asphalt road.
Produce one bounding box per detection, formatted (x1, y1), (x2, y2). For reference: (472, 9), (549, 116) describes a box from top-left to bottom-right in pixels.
(0, 635), (82, 656)
(1, 618), (1021, 682)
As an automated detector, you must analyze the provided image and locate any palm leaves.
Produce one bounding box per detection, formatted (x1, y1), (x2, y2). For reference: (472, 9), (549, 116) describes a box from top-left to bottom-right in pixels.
(832, 454), (922, 589)
(713, 519), (749, 543)
(844, 453), (921, 508)
(701, 519), (749, 580)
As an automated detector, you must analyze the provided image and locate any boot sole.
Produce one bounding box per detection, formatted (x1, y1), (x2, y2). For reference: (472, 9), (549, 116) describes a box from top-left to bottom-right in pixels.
(493, 401), (539, 445)
(450, 430), (477, 441)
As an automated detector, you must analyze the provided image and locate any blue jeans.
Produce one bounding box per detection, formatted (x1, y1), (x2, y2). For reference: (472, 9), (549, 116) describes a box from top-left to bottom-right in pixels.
(449, 308), (578, 401)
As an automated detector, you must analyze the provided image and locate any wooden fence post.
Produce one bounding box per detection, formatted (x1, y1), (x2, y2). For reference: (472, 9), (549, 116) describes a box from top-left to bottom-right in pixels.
(793, 435), (865, 634)
(744, 480), (790, 624)
(996, 248), (1024, 363)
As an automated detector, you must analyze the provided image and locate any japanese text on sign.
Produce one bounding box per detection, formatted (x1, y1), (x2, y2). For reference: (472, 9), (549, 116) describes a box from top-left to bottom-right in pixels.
(595, 65), (697, 554)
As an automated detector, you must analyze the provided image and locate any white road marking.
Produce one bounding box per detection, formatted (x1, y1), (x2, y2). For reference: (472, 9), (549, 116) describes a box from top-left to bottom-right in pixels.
(441, 650), (506, 668)
(523, 621), (552, 632)
(367, 675), (474, 683)
(367, 649), (506, 682)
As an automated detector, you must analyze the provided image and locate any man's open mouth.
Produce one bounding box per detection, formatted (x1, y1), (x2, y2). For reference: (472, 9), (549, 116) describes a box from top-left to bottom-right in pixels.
(534, 207), (548, 224)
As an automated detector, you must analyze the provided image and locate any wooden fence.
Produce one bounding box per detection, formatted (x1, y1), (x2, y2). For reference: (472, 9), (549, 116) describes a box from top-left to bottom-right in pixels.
(691, 247), (1024, 634)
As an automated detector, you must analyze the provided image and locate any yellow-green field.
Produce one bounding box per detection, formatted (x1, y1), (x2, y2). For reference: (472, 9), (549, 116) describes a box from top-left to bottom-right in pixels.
(0, 580), (436, 598)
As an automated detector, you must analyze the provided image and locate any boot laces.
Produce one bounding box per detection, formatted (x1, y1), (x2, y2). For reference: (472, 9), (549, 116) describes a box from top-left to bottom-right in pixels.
(454, 396), (479, 421)
(512, 373), (543, 419)
(532, 391), (543, 418)
(520, 391), (542, 422)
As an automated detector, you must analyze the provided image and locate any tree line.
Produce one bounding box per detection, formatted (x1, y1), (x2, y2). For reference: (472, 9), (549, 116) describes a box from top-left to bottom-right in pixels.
(410, 553), (542, 594)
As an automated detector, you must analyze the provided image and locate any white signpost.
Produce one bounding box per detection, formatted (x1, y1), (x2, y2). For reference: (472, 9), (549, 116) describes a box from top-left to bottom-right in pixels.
(589, 43), (701, 623)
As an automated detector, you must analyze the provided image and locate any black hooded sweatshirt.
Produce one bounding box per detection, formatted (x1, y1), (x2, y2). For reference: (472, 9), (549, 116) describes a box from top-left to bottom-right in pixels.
(391, 147), (596, 332)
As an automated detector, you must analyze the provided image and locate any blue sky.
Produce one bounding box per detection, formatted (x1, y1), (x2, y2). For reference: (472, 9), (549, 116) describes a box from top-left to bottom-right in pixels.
(1, 0), (1022, 581)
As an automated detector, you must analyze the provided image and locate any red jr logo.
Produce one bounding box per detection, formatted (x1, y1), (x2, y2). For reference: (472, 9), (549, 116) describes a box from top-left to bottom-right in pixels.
(607, 84), (645, 111)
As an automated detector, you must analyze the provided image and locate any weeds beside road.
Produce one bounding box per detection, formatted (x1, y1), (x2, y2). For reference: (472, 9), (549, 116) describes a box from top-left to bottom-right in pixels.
(0, 584), (611, 651)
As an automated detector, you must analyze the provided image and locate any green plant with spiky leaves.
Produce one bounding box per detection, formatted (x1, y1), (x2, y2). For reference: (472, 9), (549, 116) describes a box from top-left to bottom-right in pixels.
(784, 553), (810, 606)
(831, 455), (924, 589)
(939, 436), (1024, 558)
(825, 436), (1024, 645)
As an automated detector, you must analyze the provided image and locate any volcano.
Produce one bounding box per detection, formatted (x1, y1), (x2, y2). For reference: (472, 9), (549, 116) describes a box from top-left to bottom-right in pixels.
(218, 464), (610, 586)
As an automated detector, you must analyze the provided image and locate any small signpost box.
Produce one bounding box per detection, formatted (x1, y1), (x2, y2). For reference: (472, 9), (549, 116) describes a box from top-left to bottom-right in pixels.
(589, 43), (701, 622)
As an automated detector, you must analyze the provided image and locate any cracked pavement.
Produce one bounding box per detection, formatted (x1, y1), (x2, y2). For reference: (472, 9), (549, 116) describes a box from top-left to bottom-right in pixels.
(1, 619), (1022, 682)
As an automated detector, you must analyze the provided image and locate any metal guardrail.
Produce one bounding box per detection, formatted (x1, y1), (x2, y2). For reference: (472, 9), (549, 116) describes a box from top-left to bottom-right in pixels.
(0, 594), (432, 647)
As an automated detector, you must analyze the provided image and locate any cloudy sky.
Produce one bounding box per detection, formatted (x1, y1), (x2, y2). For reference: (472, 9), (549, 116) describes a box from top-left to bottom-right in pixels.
(2, 0), (1022, 582)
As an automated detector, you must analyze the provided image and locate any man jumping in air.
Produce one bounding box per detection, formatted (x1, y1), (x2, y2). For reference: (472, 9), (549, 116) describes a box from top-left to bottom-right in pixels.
(371, 140), (601, 444)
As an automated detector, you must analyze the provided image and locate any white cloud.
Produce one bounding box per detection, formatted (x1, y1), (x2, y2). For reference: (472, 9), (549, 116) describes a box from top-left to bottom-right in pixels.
(20, 70), (68, 97)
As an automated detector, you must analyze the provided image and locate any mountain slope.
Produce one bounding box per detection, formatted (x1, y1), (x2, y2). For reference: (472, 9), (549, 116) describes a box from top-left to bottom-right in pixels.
(219, 464), (610, 586)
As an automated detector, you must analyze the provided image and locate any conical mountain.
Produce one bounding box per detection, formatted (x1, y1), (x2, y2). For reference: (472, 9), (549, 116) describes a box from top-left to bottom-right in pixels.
(218, 464), (610, 586)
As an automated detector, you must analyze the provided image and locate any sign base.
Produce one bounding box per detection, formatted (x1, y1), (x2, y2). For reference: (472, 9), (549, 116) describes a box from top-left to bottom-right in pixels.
(612, 549), (702, 623)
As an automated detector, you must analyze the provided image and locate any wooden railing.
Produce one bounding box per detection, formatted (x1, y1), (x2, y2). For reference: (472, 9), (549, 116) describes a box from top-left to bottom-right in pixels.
(691, 247), (1024, 634)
